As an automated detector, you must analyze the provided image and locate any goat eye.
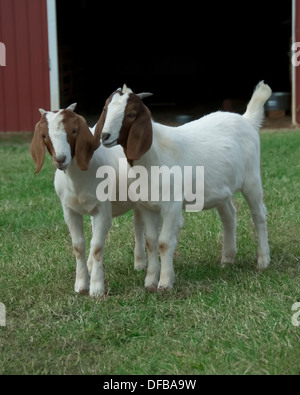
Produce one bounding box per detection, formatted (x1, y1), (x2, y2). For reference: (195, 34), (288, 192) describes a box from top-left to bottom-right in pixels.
(42, 134), (47, 140)
(72, 130), (77, 135)
(127, 113), (136, 119)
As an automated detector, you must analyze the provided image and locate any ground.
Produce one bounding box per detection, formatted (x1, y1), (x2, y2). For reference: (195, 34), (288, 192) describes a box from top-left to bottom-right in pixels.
(0, 129), (299, 375)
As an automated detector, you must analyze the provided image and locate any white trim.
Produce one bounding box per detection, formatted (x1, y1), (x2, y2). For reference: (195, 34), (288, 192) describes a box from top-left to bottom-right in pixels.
(292, 0), (297, 125)
(47, 0), (60, 111)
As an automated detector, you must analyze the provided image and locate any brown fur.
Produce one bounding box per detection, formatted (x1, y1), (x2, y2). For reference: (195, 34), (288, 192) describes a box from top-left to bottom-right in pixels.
(74, 245), (84, 260)
(158, 242), (169, 255)
(119, 94), (153, 163)
(146, 238), (155, 254)
(30, 115), (54, 174)
(61, 110), (99, 171)
(93, 247), (102, 262)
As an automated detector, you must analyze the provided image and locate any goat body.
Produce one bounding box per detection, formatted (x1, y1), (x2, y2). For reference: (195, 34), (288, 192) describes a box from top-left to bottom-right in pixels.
(55, 127), (134, 217)
(141, 112), (260, 211)
(96, 82), (272, 292)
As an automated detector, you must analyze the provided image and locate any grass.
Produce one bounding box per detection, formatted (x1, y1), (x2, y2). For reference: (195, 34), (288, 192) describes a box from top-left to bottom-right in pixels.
(0, 130), (300, 375)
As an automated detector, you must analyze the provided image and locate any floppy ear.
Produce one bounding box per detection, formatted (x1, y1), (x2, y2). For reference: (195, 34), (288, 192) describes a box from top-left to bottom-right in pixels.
(127, 104), (153, 162)
(75, 115), (98, 171)
(30, 120), (46, 174)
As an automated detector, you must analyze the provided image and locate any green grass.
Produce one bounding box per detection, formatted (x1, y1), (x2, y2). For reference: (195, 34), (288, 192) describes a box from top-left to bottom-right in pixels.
(0, 130), (300, 375)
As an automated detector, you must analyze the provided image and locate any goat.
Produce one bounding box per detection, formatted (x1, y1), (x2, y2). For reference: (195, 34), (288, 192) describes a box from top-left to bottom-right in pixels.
(95, 82), (272, 292)
(30, 104), (146, 298)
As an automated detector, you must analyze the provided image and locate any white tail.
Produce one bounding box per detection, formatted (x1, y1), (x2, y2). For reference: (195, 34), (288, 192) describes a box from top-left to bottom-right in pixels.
(243, 81), (272, 130)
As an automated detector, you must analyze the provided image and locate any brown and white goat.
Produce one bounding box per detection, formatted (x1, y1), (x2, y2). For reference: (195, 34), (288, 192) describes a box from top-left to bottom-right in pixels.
(31, 104), (146, 298)
(95, 83), (271, 292)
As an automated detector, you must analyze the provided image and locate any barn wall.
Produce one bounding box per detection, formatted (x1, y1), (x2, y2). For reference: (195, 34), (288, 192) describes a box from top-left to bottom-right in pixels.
(0, 0), (50, 132)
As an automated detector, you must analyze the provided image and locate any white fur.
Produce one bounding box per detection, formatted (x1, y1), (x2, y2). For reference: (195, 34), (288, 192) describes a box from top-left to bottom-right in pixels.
(103, 81), (272, 291)
(102, 93), (129, 145)
(122, 84), (133, 94)
(47, 120), (146, 298)
(244, 81), (272, 129)
(47, 111), (72, 169)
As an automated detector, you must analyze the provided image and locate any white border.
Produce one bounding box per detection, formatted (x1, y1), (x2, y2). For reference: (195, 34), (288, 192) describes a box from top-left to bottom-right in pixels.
(47, 0), (60, 111)
(292, 0), (296, 125)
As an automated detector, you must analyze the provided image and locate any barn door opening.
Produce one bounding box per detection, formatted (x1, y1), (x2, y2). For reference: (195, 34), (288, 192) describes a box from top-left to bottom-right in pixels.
(55, 1), (292, 126)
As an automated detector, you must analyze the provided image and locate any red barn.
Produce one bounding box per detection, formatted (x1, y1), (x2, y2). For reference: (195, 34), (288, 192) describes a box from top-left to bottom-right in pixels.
(0, 0), (55, 131)
(0, 0), (299, 131)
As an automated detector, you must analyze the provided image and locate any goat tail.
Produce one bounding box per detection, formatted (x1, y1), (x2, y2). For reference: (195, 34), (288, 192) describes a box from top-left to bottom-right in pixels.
(243, 81), (272, 131)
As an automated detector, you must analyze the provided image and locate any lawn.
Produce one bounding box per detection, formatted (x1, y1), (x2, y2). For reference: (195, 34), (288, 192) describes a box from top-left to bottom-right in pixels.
(0, 130), (299, 375)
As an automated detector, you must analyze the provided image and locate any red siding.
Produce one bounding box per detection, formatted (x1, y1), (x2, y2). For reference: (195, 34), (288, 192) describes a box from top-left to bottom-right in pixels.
(0, 0), (50, 132)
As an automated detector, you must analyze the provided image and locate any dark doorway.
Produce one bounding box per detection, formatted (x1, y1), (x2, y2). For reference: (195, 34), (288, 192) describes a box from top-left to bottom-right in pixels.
(57, 1), (291, 123)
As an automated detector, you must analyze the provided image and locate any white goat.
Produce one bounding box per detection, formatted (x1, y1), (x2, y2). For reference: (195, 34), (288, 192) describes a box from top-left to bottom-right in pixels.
(95, 82), (272, 292)
(31, 104), (146, 298)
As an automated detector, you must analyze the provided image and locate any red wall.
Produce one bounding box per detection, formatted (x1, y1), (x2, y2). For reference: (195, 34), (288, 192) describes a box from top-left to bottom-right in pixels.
(0, 0), (50, 132)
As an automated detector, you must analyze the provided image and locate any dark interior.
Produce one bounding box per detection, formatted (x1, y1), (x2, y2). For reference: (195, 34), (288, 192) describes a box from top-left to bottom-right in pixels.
(57, 1), (292, 121)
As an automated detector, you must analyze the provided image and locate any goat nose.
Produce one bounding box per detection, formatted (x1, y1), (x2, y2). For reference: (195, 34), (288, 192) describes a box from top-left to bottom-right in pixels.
(55, 155), (66, 165)
(102, 133), (111, 142)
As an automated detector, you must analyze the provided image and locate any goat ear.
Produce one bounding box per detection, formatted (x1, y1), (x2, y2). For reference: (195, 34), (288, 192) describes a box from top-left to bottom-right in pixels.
(127, 105), (153, 161)
(30, 121), (45, 174)
(67, 103), (77, 112)
(75, 115), (97, 171)
(39, 108), (47, 116)
(122, 84), (133, 94)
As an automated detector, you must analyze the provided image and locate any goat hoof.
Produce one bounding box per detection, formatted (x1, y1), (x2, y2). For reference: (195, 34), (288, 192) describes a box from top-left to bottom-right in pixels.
(145, 274), (158, 292)
(134, 257), (147, 271)
(157, 285), (173, 292)
(146, 284), (158, 293)
(158, 274), (175, 291)
(158, 281), (174, 292)
(221, 258), (236, 268)
(256, 255), (270, 271)
(221, 251), (237, 267)
(75, 286), (89, 294)
(90, 291), (106, 299)
(75, 280), (89, 295)
(89, 282), (105, 299)
(77, 289), (89, 296)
